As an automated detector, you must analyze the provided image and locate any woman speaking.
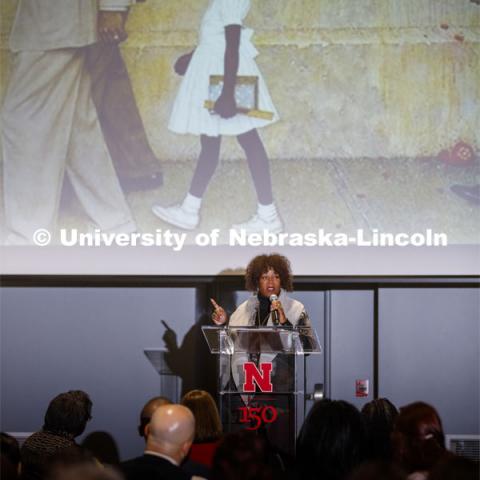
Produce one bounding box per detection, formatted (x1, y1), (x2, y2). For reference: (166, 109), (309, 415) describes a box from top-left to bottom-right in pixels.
(210, 253), (310, 330)
(209, 253), (312, 456)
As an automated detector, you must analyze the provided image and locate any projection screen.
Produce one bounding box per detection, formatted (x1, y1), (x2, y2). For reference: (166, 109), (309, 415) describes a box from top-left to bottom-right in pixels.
(0, 0), (478, 275)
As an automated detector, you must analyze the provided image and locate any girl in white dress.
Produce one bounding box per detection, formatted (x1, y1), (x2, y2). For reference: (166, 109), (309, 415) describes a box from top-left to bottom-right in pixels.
(152, 0), (282, 233)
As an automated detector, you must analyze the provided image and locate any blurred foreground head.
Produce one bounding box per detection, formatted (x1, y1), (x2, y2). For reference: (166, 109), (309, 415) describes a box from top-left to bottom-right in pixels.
(296, 399), (366, 480)
(361, 397), (398, 461)
(48, 461), (122, 480)
(392, 401), (447, 474)
(429, 455), (480, 480)
(212, 430), (273, 480)
(1, 433), (21, 480)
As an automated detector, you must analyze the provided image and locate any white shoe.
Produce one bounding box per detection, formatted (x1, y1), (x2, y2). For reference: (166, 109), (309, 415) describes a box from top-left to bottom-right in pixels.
(231, 213), (283, 234)
(152, 203), (199, 230)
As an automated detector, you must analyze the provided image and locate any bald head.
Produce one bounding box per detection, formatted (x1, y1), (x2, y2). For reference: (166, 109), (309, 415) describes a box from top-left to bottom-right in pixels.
(146, 405), (195, 461)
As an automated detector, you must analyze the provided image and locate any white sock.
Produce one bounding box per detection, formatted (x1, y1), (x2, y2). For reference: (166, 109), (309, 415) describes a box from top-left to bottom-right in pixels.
(257, 202), (277, 220)
(182, 193), (202, 212)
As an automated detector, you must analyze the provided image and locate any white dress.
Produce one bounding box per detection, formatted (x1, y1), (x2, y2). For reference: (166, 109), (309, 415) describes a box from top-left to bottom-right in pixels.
(168, 0), (279, 137)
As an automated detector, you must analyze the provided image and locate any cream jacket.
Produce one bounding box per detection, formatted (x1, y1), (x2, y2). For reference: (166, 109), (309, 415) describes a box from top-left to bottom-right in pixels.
(229, 289), (310, 328)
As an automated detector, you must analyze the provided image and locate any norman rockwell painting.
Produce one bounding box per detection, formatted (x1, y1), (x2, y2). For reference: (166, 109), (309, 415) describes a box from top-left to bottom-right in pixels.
(0, 0), (478, 271)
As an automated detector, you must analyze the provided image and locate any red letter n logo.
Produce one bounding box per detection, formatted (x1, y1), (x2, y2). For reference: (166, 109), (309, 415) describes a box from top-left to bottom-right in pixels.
(243, 362), (273, 392)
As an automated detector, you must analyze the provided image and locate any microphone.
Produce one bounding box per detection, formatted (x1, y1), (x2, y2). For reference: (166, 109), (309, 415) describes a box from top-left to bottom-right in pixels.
(269, 294), (279, 325)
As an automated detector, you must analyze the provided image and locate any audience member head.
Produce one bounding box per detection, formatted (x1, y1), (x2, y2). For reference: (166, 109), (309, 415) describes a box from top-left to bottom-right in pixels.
(211, 430), (273, 480)
(348, 461), (407, 480)
(47, 445), (95, 471)
(145, 404), (195, 464)
(245, 253), (293, 292)
(138, 396), (171, 438)
(21, 390), (92, 479)
(47, 449), (121, 480)
(80, 431), (120, 465)
(43, 390), (92, 438)
(361, 397), (398, 461)
(1, 433), (21, 480)
(296, 399), (366, 480)
(392, 401), (447, 474)
(429, 455), (479, 480)
(181, 390), (222, 443)
(48, 464), (121, 480)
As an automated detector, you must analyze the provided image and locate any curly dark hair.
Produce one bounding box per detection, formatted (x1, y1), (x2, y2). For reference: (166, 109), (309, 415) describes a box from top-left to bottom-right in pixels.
(43, 390), (92, 438)
(245, 254), (293, 292)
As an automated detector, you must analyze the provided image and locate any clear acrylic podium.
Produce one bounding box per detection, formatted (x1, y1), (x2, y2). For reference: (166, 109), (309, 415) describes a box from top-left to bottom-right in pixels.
(202, 325), (321, 455)
(143, 349), (181, 402)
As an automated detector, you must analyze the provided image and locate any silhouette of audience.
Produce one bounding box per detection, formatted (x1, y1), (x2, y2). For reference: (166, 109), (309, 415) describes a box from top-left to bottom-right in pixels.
(8, 389), (477, 480)
(21, 390), (92, 480)
(1, 433), (21, 480)
(295, 399), (367, 480)
(46, 447), (121, 480)
(348, 461), (407, 480)
(211, 430), (274, 480)
(81, 432), (120, 466)
(429, 455), (479, 480)
(48, 463), (122, 480)
(391, 402), (449, 480)
(361, 398), (399, 462)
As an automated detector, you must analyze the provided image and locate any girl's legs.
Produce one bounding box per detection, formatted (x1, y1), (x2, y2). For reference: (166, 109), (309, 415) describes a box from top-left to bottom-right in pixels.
(152, 134), (221, 230)
(237, 129), (273, 205)
(234, 129), (282, 232)
(189, 134), (222, 198)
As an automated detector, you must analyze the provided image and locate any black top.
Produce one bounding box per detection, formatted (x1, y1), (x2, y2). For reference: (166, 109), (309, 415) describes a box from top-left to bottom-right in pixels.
(257, 294), (271, 326)
(120, 454), (193, 480)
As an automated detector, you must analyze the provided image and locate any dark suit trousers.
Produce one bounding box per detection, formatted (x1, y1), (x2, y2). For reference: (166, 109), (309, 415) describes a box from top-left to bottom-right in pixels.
(85, 43), (161, 179)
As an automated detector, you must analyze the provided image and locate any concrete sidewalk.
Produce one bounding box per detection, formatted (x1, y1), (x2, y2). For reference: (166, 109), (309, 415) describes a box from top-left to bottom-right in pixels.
(58, 156), (480, 245)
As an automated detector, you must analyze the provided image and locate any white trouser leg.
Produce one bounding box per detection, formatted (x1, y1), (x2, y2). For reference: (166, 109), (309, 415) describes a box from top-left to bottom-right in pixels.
(2, 48), (135, 244)
(65, 48), (136, 233)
